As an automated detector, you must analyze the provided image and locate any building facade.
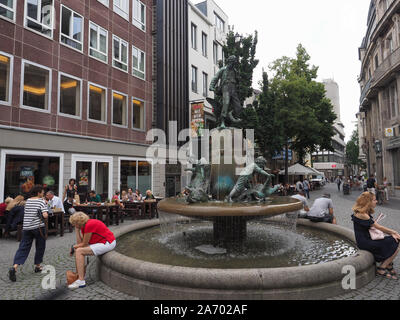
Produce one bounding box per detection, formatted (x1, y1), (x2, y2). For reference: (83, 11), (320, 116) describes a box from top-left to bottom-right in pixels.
(358, 0), (400, 187)
(311, 79), (346, 179)
(0, 0), (159, 201)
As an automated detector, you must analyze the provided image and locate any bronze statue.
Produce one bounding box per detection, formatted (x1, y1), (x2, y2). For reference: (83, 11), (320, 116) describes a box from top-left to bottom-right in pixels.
(184, 158), (211, 204)
(209, 55), (242, 130)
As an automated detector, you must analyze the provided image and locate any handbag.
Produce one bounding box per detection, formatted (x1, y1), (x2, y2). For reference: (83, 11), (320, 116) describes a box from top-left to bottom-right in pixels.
(369, 213), (386, 240)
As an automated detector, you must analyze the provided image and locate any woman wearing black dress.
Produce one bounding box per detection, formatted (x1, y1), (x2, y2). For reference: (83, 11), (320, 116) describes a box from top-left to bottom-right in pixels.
(352, 192), (400, 280)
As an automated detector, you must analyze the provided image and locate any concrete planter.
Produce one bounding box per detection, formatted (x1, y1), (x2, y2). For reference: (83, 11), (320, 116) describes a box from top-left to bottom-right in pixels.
(98, 219), (376, 300)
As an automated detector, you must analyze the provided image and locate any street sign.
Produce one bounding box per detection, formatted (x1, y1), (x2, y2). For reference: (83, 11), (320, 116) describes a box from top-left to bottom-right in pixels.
(385, 128), (394, 137)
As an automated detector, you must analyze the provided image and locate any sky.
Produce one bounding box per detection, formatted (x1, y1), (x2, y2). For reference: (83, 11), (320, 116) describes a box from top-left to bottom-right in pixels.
(214, 0), (371, 142)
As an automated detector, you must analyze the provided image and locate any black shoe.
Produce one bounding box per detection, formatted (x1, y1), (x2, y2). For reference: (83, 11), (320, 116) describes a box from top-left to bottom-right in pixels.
(8, 268), (16, 282)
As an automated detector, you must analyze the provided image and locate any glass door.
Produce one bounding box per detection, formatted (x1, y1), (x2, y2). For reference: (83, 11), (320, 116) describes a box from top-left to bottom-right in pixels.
(76, 161), (92, 202)
(96, 162), (109, 201)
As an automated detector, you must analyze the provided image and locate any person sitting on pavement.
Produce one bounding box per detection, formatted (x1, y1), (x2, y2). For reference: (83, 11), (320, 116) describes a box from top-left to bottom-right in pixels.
(68, 212), (116, 289)
(291, 191), (310, 218)
(306, 193), (337, 224)
(0, 197), (13, 224)
(352, 192), (400, 280)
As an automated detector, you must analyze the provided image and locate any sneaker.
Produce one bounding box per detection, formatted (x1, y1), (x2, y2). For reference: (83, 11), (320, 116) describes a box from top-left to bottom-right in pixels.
(68, 279), (86, 289)
(8, 268), (16, 282)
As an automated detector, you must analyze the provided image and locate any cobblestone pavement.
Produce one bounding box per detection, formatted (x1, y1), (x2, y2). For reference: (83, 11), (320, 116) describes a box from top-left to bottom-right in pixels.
(1, 184), (400, 300)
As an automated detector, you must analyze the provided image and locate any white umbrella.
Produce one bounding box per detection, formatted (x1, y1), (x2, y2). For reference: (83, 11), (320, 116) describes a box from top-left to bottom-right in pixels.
(279, 163), (316, 176)
(308, 167), (325, 176)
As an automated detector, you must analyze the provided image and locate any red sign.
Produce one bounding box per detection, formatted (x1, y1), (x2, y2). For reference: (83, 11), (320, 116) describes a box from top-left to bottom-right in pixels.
(332, 165), (337, 168)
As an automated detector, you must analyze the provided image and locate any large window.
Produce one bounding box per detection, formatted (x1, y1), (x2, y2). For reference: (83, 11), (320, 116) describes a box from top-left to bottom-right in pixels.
(132, 0), (146, 31)
(25, 0), (54, 38)
(88, 83), (106, 123)
(112, 91), (127, 127)
(132, 45), (145, 80)
(214, 13), (225, 32)
(192, 66), (198, 93)
(191, 23), (197, 50)
(202, 32), (207, 57)
(120, 159), (152, 194)
(202, 72), (208, 98)
(60, 5), (83, 52)
(132, 98), (144, 130)
(89, 22), (108, 63)
(113, 35), (128, 72)
(3, 153), (61, 199)
(59, 73), (81, 117)
(0, 0), (16, 21)
(113, 0), (129, 20)
(22, 61), (51, 111)
(386, 82), (398, 119)
(213, 42), (218, 65)
(0, 52), (12, 105)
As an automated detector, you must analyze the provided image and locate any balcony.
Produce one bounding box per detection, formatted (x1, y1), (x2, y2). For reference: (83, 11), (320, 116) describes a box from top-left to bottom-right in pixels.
(387, 136), (400, 150)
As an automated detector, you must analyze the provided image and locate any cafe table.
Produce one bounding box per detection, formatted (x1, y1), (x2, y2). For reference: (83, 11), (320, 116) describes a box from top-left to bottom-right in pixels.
(73, 204), (121, 226)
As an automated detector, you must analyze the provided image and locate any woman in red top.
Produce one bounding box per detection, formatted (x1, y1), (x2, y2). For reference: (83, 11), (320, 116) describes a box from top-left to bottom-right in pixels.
(68, 212), (116, 289)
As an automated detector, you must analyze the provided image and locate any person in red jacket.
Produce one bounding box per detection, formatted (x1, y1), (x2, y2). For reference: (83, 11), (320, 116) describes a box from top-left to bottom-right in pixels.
(68, 212), (116, 289)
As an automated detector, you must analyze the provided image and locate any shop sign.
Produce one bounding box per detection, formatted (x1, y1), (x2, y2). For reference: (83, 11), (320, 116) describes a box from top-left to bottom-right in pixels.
(191, 102), (205, 138)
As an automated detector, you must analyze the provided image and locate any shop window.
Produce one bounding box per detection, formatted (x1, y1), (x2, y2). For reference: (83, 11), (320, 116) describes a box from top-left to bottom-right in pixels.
(120, 160), (152, 194)
(0, 52), (12, 104)
(88, 83), (106, 123)
(22, 61), (51, 111)
(112, 91), (127, 126)
(132, 98), (144, 130)
(25, 0), (54, 38)
(60, 5), (83, 52)
(59, 74), (81, 117)
(4, 154), (60, 199)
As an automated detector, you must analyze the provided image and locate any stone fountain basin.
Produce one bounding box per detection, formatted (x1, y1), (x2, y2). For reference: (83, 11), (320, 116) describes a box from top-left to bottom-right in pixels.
(98, 219), (376, 300)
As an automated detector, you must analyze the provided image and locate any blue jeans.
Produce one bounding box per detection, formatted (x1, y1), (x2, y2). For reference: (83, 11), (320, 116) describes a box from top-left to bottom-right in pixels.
(304, 189), (310, 199)
(13, 228), (46, 266)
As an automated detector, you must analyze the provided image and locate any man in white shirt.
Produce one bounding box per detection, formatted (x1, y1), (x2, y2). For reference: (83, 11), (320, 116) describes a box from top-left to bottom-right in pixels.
(306, 194), (336, 224)
(291, 191), (310, 218)
(46, 191), (65, 213)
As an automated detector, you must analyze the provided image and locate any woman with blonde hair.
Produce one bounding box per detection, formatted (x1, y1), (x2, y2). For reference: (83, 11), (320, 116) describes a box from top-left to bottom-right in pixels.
(352, 192), (400, 280)
(68, 212), (116, 289)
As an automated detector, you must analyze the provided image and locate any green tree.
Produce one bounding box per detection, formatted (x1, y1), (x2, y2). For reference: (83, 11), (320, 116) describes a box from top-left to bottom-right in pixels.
(346, 129), (366, 173)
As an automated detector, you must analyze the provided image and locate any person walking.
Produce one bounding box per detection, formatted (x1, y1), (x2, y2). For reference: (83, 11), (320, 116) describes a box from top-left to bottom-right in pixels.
(8, 185), (49, 282)
(303, 179), (310, 199)
(352, 192), (400, 280)
(335, 176), (342, 192)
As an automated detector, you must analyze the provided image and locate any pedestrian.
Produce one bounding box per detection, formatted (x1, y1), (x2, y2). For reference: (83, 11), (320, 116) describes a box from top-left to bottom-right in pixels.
(335, 176), (342, 192)
(8, 185), (49, 282)
(68, 212), (116, 289)
(303, 179), (310, 199)
(352, 192), (400, 280)
(383, 177), (390, 201)
(295, 179), (303, 193)
(367, 174), (377, 195)
(306, 193), (337, 224)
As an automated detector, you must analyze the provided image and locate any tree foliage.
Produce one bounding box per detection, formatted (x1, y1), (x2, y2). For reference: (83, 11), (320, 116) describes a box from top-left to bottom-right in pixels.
(346, 129), (365, 167)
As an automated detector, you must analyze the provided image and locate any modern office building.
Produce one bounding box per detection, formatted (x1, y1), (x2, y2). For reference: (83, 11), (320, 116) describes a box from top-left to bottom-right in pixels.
(358, 0), (400, 187)
(0, 0), (158, 201)
(312, 79), (346, 179)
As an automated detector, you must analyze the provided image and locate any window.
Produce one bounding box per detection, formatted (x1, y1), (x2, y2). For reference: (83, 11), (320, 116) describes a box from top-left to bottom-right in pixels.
(202, 32), (207, 57)
(22, 61), (51, 111)
(374, 54), (379, 70)
(88, 83), (106, 123)
(132, 46), (145, 80)
(0, 0), (16, 21)
(214, 13), (225, 32)
(132, 0), (146, 31)
(0, 52), (12, 105)
(213, 42), (218, 65)
(191, 23), (197, 50)
(192, 66), (198, 93)
(113, 35), (128, 72)
(387, 82), (398, 119)
(60, 5), (83, 52)
(25, 0), (54, 38)
(59, 73), (81, 117)
(97, 0), (109, 7)
(119, 159), (152, 194)
(132, 98), (144, 130)
(89, 22), (108, 63)
(112, 91), (128, 127)
(113, 0), (129, 20)
(202, 72), (208, 97)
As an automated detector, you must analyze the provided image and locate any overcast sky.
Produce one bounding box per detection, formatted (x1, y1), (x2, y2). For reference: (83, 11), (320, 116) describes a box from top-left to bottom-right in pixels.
(213, 0), (370, 142)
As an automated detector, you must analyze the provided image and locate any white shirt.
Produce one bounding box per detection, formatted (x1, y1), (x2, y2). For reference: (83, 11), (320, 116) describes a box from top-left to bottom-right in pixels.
(48, 195), (65, 213)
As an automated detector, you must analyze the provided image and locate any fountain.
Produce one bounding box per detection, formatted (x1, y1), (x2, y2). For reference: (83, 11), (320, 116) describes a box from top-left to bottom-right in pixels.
(98, 56), (375, 300)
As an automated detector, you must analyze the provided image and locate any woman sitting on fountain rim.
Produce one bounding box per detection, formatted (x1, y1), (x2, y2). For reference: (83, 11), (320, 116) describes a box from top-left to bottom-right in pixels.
(352, 192), (400, 280)
(68, 212), (116, 289)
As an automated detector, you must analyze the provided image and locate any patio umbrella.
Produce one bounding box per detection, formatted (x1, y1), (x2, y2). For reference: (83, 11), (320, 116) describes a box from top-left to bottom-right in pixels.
(279, 163), (316, 176)
(308, 167), (325, 176)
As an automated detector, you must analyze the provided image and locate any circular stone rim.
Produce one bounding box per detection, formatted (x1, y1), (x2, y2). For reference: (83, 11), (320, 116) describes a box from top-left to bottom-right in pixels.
(157, 197), (304, 218)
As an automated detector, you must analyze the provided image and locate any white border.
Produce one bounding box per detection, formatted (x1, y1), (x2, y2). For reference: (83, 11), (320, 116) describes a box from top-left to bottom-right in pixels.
(97, 0), (109, 8)
(88, 21), (109, 65)
(58, 71), (83, 120)
(71, 154), (113, 200)
(132, 96), (146, 132)
(24, 0), (54, 40)
(112, 34), (129, 73)
(20, 59), (52, 114)
(117, 157), (153, 193)
(87, 81), (108, 124)
(0, 0), (16, 23)
(59, 4), (84, 54)
(111, 89), (128, 128)
(0, 149), (64, 201)
(0, 51), (13, 106)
